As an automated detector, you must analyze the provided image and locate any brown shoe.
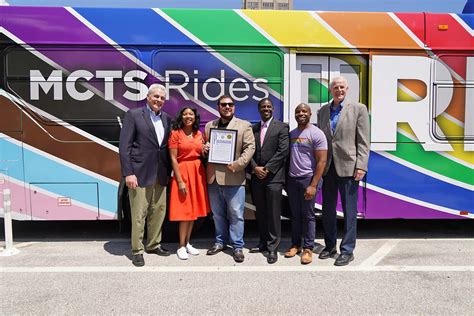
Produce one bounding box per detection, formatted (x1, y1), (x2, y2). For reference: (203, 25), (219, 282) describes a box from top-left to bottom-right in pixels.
(301, 249), (313, 265)
(284, 246), (302, 258)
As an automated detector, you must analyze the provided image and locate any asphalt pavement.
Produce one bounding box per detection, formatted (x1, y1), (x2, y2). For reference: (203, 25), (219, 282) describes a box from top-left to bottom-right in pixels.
(1, 219), (473, 315)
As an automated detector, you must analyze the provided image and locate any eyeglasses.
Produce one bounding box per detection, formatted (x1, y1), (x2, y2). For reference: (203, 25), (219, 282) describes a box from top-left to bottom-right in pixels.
(219, 102), (234, 107)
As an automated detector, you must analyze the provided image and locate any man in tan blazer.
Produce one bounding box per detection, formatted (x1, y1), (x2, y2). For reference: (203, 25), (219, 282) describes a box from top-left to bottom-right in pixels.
(204, 95), (255, 263)
(317, 76), (370, 266)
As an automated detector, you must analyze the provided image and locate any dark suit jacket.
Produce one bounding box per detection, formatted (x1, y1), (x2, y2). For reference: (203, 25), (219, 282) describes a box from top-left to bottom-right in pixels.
(249, 118), (289, 184)
(317, 101), (370, 177)
(119, 106), (172, 187)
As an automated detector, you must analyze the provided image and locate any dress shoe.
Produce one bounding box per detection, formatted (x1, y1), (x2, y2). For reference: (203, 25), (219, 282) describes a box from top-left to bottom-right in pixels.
(334, 253), (354, 266)
(145, 245), (171, 256)
(233, 249), (245, 263)
(132, 254), (145, 267)
(318, 247), (338, 259)
(300, 248), (313, 265)
(249, 244), (267, 254)
(206, 243), (224, 255)
(284, 246), (302, 258)
(267, 251), (278, 264)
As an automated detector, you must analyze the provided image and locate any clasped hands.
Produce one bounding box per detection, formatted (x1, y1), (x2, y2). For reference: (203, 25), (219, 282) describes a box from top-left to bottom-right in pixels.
(253, 166), (268, 179)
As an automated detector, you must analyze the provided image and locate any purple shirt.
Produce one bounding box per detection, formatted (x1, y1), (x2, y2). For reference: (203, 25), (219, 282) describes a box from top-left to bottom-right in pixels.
(289, 124), (328, 177)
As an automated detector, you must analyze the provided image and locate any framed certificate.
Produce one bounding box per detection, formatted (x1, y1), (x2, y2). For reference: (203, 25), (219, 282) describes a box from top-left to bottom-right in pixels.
(208, 128), (238, 164)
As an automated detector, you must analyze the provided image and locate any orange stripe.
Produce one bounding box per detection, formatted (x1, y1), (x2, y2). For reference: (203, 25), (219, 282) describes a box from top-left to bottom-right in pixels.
(399, 79), (427, 98)
(444, 83), (465, 122)
(318, 12), (421, 49)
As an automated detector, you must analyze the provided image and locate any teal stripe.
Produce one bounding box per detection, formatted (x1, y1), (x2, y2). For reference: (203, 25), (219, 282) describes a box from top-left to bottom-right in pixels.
(1, 138), (117, 213)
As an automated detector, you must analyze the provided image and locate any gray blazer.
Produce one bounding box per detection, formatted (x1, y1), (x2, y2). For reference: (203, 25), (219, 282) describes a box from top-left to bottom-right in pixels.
(317, 101), (370, 177)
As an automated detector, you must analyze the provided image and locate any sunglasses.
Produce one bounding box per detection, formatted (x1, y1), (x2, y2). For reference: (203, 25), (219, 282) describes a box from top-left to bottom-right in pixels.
(219, 102), (234, 107)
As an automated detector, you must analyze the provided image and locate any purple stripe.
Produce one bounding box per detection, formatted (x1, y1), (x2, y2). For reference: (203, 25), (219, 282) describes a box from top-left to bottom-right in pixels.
(316, 186), (463, 219)
(2, 7), (216, 121)
(365, 188), (462, 219)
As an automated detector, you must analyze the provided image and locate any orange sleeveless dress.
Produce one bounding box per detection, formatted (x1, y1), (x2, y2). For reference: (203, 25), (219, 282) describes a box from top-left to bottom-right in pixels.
(168, 129), (210, 221)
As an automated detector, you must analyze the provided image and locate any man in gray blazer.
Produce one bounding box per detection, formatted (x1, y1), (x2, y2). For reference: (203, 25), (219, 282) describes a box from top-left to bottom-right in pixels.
(317, 76), (370, 266)
(249, 98), (289, 264)
(204, 95), (255, 263)
(119, 84), (172, 267)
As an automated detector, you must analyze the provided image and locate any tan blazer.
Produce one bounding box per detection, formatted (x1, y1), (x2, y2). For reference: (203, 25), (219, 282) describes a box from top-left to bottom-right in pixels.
(205, 116), (255, 185)
(317, 101), (370, 177)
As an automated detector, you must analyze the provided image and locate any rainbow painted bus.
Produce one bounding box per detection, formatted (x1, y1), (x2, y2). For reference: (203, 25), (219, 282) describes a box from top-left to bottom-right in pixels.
(0, 6), (472, 221)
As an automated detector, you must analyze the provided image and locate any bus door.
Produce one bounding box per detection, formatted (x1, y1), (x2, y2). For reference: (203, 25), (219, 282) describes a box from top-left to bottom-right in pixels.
(288, 54), (368, 217)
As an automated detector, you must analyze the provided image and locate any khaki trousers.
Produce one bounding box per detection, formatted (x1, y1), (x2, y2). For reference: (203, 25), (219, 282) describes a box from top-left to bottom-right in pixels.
(129, 182), (167, 255)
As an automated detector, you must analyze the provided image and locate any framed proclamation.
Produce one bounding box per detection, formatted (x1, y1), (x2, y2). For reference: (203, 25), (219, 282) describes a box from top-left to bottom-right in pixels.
(208, 128), (238, 164)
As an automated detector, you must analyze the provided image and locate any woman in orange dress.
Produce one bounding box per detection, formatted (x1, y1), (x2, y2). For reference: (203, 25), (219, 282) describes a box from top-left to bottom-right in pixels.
(168, 107), (210, 260)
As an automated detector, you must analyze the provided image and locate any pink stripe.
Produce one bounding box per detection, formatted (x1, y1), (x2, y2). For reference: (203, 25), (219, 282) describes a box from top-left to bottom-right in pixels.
(0, 180), (115, 220)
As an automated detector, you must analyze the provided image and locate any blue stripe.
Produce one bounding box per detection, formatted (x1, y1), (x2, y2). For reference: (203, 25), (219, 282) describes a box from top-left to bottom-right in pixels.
(1, 139), (117, 213)
(75, 8), (283, 122)
(368, 152), (473, 213)
(75, 8), (195, 46)
(458, 14), (474, 29)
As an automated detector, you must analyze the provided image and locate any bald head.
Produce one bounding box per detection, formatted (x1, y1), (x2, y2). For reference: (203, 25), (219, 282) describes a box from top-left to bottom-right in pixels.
(294, 103), (312, 129)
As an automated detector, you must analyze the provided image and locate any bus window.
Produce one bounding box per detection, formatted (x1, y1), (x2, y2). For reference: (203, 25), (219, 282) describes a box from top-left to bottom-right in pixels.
(432, 55), (473, 142)
(152, 48), (284, 124)
(4, 46), (142, 143)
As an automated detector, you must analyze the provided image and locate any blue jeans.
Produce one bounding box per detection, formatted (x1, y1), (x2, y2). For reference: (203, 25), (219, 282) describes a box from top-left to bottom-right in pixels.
(208, 183), (245, 250)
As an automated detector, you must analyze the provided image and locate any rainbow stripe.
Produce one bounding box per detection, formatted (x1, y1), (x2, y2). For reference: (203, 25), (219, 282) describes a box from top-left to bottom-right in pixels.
(0, 7), (472, 219)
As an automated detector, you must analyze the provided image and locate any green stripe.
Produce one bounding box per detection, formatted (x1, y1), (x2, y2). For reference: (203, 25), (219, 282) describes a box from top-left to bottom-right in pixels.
(392, 133), (473, 185)
(162, 9), (283, 95)
(308, 79), (330, 103)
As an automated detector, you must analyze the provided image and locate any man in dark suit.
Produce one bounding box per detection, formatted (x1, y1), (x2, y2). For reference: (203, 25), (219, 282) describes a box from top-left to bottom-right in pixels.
(119, 83), (172, 267)
(317, 76), (370, 266)
(249, 98), (289, 264)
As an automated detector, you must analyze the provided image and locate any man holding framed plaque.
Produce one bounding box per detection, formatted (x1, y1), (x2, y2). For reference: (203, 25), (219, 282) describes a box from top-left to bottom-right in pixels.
(204, 95), (255, 263)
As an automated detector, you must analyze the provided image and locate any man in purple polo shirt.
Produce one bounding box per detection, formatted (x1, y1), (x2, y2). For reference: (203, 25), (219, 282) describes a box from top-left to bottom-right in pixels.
(284, 103), (327, 265)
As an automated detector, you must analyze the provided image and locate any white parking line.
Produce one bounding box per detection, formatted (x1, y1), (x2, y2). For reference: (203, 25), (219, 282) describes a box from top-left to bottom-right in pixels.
(1, 265), (473, 273)
(360, 239), (401, 266)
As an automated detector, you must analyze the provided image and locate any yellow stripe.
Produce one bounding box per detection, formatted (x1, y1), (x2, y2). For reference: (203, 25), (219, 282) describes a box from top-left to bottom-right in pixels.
(243, 10), (344, 47)
(437, 116), (474, 164)
(399, 122), (473, 164)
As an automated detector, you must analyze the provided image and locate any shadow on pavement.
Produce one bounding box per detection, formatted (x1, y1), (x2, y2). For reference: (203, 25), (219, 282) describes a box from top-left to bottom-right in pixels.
(0, 218), (472, 242)
(103, 240), (132, 260)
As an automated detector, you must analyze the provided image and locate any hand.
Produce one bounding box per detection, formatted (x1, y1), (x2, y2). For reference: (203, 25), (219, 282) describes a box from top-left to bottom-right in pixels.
(125, 175), (138, 189)
(304, 185), (317, 200)
(227, 162), (237, 173)
(353, 169), (366, 181)
(202, 142), (210, 157)
(254, 166), (268, 179)
(178, 181), (187, 196)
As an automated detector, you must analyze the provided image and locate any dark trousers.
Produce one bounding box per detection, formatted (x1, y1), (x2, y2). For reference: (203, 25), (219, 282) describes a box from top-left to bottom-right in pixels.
(322, 162), (359, 255)
(287, 176), (316, 249)
(250, 177), (282, 252)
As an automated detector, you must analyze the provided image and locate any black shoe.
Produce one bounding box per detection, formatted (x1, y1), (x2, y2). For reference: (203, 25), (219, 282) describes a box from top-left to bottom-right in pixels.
(267, 251), (278, 264)
(132, 254), (145, 267)
(249, 244), (269, 255)
(233, 249), (245, 263)
(207, 243), (224, 256)
(318, 247), (338, 259)
(334, 253), (354, 266)
(145, 245), (170, 257)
